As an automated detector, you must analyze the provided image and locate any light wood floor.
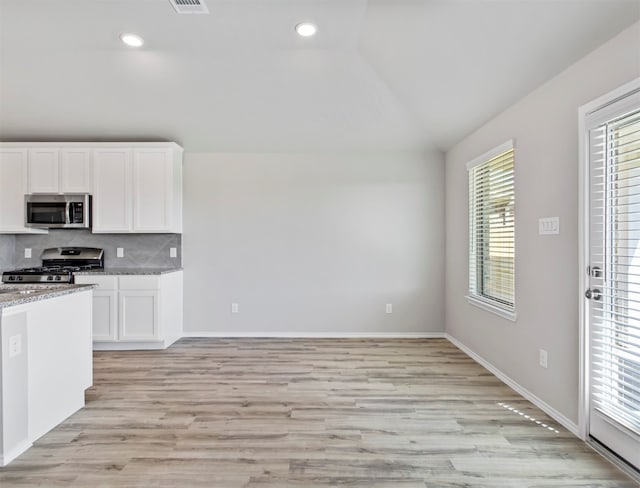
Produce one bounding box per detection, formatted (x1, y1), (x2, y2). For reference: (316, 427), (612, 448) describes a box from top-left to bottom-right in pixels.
(0, 338), (636, 487)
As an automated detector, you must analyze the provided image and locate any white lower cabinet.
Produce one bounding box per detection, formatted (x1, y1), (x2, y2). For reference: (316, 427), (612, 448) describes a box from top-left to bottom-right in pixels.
(119, 291), (159, 341)
(75, 271), (183, 350)
(92, 291), (118, 341)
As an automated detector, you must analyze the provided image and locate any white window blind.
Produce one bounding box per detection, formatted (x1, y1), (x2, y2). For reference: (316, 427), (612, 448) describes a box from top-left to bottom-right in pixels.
(589, 106), (640, 436)
(468, 142), (515, 315)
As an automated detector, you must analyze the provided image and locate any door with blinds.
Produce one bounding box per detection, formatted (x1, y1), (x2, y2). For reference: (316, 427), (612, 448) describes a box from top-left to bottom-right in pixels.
(587, 87), (640, 470)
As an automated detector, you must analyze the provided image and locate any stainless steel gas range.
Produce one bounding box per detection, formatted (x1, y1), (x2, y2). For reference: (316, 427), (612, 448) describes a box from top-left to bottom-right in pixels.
(2, 247), (104, 284)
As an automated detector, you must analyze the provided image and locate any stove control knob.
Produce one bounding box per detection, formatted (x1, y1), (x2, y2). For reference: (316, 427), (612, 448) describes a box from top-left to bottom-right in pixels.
(17, 276), (23, 281)
(55, 276), (61, 281)
(8, 276), (15, 281)
(47, 276), (53, 281)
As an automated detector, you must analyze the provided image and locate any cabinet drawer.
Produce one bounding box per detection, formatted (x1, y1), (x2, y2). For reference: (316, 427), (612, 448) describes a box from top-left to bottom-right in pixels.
(75, 275), (117, 290)
(118, 275), (159, 290)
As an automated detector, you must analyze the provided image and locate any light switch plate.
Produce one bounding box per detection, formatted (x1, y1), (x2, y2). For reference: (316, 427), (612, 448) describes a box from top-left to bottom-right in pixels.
(539, 217), (560, 235)
(24, 248), (32, 259)
(539, 349), (548, 368)
(116, 247), (124, 258)
(170, 247), (177, 258)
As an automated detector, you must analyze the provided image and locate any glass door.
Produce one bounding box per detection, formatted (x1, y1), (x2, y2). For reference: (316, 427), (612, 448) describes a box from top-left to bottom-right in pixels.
(587, 90), (640, 469)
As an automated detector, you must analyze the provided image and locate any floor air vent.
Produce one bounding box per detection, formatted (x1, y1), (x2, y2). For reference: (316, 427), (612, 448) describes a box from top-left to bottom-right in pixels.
(169, 0), (209, 14)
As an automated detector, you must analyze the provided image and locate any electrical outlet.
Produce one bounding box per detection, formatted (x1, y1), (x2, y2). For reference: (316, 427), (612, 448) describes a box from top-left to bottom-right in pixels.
(385, 303), (393, 314)
(170, 247), (177, 258)
(231, 302), (239, 314)
(9, 334), (22, 357)
(24, 248), (32, 259)
(539, 349), (548, 369)
(116, 247), (124, 258)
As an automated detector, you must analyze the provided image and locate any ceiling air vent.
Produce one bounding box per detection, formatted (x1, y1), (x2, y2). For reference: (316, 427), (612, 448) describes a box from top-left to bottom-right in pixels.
(169, 0), (209, 14)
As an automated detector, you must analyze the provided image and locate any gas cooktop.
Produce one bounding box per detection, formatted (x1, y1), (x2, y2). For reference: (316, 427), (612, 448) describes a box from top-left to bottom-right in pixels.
(2, 247), (104, 284)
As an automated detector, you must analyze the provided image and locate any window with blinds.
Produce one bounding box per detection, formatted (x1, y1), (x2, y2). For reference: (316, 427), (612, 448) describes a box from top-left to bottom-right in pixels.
(589, 106), (640, 436)
(467, 141), (515, 318)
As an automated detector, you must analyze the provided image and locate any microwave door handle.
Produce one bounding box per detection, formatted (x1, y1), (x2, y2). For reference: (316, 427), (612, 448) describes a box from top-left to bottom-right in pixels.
(66, 202), (72, 224)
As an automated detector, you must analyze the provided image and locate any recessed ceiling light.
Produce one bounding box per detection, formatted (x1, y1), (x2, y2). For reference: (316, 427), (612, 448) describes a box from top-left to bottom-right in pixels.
(295, 22), (317, 37)
(120, 33), (144, 47)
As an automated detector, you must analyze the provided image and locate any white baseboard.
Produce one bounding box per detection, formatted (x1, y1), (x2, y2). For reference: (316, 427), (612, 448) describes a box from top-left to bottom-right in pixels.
(93, 341), (167, 351)
(180, 331), (446, 339)
(445, 333), (580, 437)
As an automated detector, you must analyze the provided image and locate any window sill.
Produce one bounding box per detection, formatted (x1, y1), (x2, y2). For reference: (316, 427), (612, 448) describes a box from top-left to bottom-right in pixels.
(466, 295), (517, 322)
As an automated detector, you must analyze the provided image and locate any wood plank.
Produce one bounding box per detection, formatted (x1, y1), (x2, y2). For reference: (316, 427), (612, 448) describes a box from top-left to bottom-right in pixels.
(0, 338), (635, 487)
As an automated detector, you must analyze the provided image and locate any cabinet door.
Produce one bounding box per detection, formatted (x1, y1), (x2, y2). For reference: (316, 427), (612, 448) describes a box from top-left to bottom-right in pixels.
(74, 275), (118, 342)
(92, 149), (132, 233)
(132, 148), (173, 232)
(91, 291), (118, 341)
(60, 149), (91, 193)
(118, 291), (159, 341)
(28, 148), (60, 193)
(0, 149), (29, 232)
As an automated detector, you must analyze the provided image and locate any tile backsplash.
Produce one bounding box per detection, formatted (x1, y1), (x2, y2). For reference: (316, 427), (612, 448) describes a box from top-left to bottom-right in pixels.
(0, 235), (16, 270)
(9, 230), (181, 269)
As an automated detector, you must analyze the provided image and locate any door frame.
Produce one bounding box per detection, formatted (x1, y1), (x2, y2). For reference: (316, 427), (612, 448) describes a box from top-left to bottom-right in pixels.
(578, 76), (640, 441)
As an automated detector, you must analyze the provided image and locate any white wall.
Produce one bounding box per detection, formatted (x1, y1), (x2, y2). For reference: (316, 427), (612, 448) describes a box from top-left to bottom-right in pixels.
(445, 22), (640, 427)
(183, 151), (445, 335)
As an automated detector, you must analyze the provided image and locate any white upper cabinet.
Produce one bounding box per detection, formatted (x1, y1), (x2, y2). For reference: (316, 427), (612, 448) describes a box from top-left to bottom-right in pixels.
(0, 148), (47, 234)
(28, 147), (92, 194)
(133, 148), (173, 233)
(60, 149), (92, 193)
(92, 148), (133, 233)
(0, 142), (182, 234)
(28, 148), (60, 193)
(92, 143), (182, 234)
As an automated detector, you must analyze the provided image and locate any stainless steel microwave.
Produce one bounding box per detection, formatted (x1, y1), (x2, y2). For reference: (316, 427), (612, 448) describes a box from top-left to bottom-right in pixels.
(25, 194), (91, 229)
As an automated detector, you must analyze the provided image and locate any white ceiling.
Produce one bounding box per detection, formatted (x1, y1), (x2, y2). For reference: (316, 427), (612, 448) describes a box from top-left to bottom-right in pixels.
(0, 0), (638, 153)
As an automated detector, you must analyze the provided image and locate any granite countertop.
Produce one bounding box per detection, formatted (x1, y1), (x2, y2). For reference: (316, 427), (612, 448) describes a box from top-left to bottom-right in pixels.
(74, 267), (183, 276)
(0, 283), (96, 309)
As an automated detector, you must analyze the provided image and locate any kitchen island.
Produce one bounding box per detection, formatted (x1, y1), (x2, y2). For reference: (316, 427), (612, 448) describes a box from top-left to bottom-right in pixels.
(0, 284), (95, 465)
